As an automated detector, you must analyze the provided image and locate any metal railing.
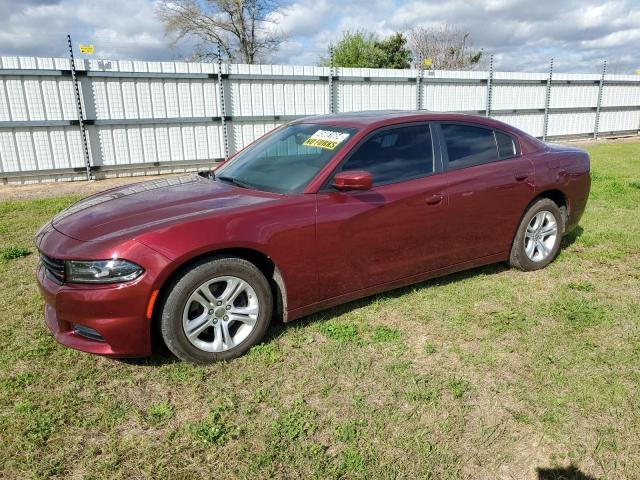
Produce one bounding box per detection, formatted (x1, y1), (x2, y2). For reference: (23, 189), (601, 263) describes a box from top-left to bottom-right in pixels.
(1, 55), (639, 182)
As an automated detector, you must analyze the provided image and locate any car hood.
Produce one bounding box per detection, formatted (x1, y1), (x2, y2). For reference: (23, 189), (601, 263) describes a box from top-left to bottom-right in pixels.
(51, 175), (280, 242)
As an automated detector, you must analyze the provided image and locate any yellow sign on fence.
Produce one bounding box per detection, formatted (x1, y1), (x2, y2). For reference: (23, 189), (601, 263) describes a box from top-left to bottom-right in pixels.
(79, 44), (95, 54)
(635, 69), (640, 75)
(423, 58), (433, 68)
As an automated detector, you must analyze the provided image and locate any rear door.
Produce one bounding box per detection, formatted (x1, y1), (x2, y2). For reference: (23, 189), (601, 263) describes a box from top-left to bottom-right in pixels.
(315, 123), (450, 300)
(436, 122), (535, 263)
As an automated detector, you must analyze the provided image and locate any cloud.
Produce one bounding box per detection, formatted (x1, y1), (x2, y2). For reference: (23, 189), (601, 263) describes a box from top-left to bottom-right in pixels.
(0, 0), (638, 73)
(0, 0), (186, 60)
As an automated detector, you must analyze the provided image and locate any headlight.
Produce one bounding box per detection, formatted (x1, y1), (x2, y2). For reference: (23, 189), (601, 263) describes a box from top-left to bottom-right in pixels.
(65, 259), (144, 284)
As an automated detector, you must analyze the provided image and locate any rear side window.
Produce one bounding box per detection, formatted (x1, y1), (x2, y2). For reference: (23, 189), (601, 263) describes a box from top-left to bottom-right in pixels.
(339, 124), (434, 185)
(495, 131), (517, 159)
(440, 123), (497, 167)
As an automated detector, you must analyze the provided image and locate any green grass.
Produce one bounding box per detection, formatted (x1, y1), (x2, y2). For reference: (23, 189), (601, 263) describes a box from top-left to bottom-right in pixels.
(1, 140), (639, 478)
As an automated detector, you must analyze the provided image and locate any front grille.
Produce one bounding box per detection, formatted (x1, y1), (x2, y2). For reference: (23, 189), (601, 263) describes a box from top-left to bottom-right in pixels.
(40, 254), (65, 285)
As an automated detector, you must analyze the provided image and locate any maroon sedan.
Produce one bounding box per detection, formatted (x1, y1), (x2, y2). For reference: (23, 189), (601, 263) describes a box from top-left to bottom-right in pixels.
(35, 112), (590, 363)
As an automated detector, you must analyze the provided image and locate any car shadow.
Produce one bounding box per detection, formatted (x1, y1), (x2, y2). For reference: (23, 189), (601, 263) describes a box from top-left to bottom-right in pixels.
(114, 352), (181, 367)
(561, 225), (584, 249)
(536, 465), (597, 480)
(263, 261), (510, 342)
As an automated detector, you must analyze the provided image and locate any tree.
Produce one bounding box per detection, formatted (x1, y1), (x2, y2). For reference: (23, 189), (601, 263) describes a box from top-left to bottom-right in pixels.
(156, 0), (284, 63)
(321, 30), (412, 69)
(407, 24), (484, 71)
(374, 33), (413, 69)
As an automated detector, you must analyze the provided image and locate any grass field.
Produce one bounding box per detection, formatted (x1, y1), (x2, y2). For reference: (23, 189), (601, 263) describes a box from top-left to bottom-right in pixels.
(1, 141), (639, 479)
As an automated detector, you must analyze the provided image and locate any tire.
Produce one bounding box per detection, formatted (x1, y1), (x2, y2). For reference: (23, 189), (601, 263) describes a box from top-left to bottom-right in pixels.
(509, 198), (565, 271)
(160, 256), (273, 363)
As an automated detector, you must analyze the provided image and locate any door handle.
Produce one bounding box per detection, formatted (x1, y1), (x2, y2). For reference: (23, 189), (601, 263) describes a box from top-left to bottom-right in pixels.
(425, 194), (444, 205)
(514, 173), (529, 182)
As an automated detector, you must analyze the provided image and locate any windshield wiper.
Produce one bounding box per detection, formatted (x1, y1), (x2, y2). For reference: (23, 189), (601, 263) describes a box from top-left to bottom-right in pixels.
(216, 175), (256, 190)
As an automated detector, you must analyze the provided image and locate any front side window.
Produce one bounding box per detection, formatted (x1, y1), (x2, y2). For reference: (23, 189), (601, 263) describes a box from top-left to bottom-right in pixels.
(337, 124), (434, 186)
(441, 123), (498, 167)
(216, 123), (357, 194)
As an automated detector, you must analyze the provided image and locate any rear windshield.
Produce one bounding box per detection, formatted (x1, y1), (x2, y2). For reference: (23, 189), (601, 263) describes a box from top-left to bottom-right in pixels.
(216, 123), (357, 194)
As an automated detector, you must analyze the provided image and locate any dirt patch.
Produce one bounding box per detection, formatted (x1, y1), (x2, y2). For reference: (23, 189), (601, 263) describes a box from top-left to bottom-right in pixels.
(559, 134), (640, 147)
(0, 173), (185, 201)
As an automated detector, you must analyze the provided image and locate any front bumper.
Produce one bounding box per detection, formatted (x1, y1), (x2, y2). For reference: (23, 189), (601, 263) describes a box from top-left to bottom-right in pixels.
(35, 225), (172, 358)
(37, 264), (154, 357)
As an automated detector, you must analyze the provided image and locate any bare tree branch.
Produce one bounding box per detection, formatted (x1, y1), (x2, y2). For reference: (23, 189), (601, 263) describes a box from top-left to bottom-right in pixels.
(156, 0), (286, 63)
(407, 24), (486, 71)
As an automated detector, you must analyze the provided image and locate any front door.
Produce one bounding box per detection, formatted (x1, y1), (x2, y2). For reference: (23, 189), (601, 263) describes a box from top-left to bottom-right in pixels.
(315, 123), (449, 300)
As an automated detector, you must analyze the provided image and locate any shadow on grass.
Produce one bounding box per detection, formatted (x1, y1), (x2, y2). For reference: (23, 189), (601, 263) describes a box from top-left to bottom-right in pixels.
(561, 225), (584, 249)
(115, 351), (181, 367)
(264, 261), (510, 342)
(537, 465), (597, 480)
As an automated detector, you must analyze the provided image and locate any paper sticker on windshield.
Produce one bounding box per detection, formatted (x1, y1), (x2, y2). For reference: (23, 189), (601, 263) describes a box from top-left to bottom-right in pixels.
(303, 130), (350, 150)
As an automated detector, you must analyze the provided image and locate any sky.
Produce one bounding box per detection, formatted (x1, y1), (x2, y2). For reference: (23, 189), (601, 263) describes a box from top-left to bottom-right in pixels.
(0, 0), (639, 74)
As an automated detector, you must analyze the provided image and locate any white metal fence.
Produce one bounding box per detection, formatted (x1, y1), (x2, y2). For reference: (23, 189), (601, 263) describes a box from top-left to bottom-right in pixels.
(1, 56), (639, 182)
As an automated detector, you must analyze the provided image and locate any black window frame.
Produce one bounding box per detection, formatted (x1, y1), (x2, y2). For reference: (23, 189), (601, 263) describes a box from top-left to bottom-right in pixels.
(321, 122), (444, 191)
(435, 122), (521, 172)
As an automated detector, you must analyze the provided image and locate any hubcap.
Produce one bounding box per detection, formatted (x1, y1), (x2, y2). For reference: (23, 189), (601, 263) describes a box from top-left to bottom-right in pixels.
(182, 276), (259, 353)
(524, 210), (558, 262)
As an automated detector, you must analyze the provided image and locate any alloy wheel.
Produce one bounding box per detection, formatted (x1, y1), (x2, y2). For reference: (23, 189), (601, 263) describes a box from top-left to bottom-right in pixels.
(524, 210), (558, 262)
(182, 276), (259, 352)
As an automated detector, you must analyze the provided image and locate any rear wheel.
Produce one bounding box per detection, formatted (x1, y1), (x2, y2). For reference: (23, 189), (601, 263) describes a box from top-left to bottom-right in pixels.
(509, 198), (564, 271)
(160, 256), (272, 363)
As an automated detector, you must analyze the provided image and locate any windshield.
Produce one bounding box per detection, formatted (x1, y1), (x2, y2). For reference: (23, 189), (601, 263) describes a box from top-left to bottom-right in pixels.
(215, 123), (357, 194)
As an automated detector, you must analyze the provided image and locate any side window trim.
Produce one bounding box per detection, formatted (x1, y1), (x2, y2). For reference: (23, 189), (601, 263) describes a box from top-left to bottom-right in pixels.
(321, 122), (443, 191)
(436, 122), (520, 172)
(493, 129), (520, 160)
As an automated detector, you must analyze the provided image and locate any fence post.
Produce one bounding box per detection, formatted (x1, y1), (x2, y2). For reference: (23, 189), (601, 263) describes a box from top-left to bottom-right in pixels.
(542, 58), (554, 141)
(328, 47), (335, 114)
(485, 54), (494, 117)
(217, 44), (229, 159)
(593, 60), (607, 139)
(67, 34), (92, 180)
(416, 57), (424, 111)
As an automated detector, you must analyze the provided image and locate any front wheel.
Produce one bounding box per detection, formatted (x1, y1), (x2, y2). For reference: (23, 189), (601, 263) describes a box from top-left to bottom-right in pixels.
(509, 198), (564, 271)
(160, 256), (273, 363)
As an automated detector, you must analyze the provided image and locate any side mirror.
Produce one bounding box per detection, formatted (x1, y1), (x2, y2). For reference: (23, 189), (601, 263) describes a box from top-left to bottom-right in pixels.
(332, 170), (372, 191)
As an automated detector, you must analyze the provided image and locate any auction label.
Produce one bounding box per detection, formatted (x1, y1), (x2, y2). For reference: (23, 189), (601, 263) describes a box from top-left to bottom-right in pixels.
(303, 130), (350, 150)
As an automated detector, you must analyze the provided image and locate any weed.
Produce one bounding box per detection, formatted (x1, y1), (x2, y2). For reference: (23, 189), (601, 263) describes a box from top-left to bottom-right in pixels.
(370, 325), (402, 343)
(423, 342), (436, 354)
(335, 419), (365, 443)
(271, 399), (317, 441)
(566, 280), (595, 292)
(147, 401), (174, 425)
(190, 403), (240, 445)
(248, 342), (282, 364)
(1, 246), (30, 260)
(318, 320), (359, 343)
(447, 378), (471, 399)
(552, 298), (609, 330)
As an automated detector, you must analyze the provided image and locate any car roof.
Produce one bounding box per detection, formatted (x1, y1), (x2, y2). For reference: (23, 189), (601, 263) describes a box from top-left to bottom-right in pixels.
(290, 110), (545, 153)
(291, 110), (491, 129)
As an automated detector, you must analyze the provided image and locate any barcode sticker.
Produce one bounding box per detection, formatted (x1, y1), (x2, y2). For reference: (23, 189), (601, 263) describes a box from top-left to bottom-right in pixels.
(303, 130), (350, 150)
